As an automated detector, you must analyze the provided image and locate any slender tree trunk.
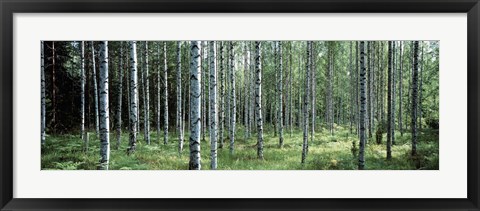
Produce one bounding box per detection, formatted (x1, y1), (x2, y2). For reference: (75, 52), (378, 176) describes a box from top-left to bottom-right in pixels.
(91, 42), (99, 136)
(116, 42), (124, 149)
(143, 42), (151, 144)
(80, 41), (86, 141)
(411, 41), (420, 156)
(289, 43), (293, 136)
(98, 41), (110, 170)
(387, 41), (393, 160)
(229, 41), (236, 154)
(244, 42), (250, 140)
(392, 41), (396, 145)
(301, 41), (311, 164)
(177, 41), (184, 152)
(209, 41), (218, 169)
(278, 41), (284, 147)
(163, 42), (169, 144)
(254, 41), (264, 159)
(219, 42), (225, 149)
(189, 41), (201, 170)
(365, 41), (372, 140)
(398, 41), (403, 136)
(127, 41), (139, 154)
(202, 42), (207, 142)
(157, 42), (162, 144)
(310, 42), (315, 144)
(358, 41), (367, 170)
(419, 42), (424, 131)
(41, 41), (46, 144)
(349, 41), (354, 134)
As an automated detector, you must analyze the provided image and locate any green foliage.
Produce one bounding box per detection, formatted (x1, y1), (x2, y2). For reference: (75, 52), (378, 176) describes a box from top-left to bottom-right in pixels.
(42, 126), (438, 170)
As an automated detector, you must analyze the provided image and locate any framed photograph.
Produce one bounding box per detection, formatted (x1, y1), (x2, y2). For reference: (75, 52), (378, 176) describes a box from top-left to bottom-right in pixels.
(1, 0), (479, 210)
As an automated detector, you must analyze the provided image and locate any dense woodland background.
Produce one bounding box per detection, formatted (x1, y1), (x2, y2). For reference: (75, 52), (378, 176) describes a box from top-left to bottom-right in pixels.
(41, 40), (439, 170)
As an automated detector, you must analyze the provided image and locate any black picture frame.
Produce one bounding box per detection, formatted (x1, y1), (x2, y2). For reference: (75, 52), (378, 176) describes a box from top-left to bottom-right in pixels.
(1, 0), (479, 210)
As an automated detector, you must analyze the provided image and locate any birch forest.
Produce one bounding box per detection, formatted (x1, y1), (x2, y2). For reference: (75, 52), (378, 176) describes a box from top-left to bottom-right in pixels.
(41, 40), (439, 170)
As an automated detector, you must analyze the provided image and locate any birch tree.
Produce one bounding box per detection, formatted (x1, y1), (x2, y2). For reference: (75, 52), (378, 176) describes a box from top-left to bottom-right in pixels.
(301, 41), (311, 164)
(219, 42), (225, 149)
(387, 41), (393, 160)
(254, 41), (264, 160)
(177, 41), (184, 152)
(98, 41), (110, 170)
(229, 41), (236, 154)
(278, 41), (284, 147)
(163, 42), (169, 145)
(244, 42), (250, 140)
(80, 41), (85, 140)
(209, 41), (218, 169)
(116, 42), (124, 148)
(143, 41), (151, 144)
(127, 41), (138, 154)
(91, 41), (99, 136)
(157, 43), (161, 144)
(411, 41), (420, 156)
(189, 41), (201, 170)
(41, 41), (46, 144)
(358, 41), (366, 170)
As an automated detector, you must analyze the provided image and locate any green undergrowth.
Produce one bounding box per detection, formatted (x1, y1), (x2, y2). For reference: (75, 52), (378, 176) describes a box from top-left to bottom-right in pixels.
(41, 125), (439, 170)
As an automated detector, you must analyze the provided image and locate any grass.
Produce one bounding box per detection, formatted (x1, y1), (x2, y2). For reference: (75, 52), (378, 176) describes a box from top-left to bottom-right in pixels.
(41, 125), (439, 170)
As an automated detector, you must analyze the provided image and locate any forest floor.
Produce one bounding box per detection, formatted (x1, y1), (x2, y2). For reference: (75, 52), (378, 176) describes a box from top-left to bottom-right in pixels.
(41, 125), (439, 170)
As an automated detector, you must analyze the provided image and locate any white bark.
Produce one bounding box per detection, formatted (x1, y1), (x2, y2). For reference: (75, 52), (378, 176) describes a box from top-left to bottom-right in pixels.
(229, 41), (236, 154)
(80, 41), (85, 140)
(157, 42), (161, 144)
(91, 41), (99, 136)
(278, 41), (284, 147)
(209, 41), (218, 169)
(98, 41), (110, 170)
(163, 42), (169, 145)
(143, 41), (150, 144)
(189, 41), (201, 170)
(127, 41), (138, 154)
(41, 41), (46, 144)
(219, 42), (225, 149)
(301, 41), (311, 164)
(254, 41), (264, 159)
(177, 41), (184, 152)
(116, 41), (124, 148)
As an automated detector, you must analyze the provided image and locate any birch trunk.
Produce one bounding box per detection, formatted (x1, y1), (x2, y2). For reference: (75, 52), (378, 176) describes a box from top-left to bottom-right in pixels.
(278, 41), (284, 147)
(411, 41), (420, 156)
(98, 41), (110, 170)
(301, 41), (311, 164)
(391, 41), (396, 145)
(157, 42), (161, 144)
(244, 42), (250, 140)
(387, 41), (393, 160)
(91, 42), (99, 136)
(116, 42), (123, 148)
(143, 41), (150, 144)
(398, 41), (403, 136)
(189, 41), (201, 170)
(80, 41), (85, 140)
(229, 41), (236, 154)
(163, 42), (169, 144)
(127, 41), (138, 154)
(41, 41), (46, 144)
(254, 41), (264, 160)
(209, 41), (218, 169)
(358, 41), (367, 170)
(177, 41), (184, 152)
(219, 42), (225, 149)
